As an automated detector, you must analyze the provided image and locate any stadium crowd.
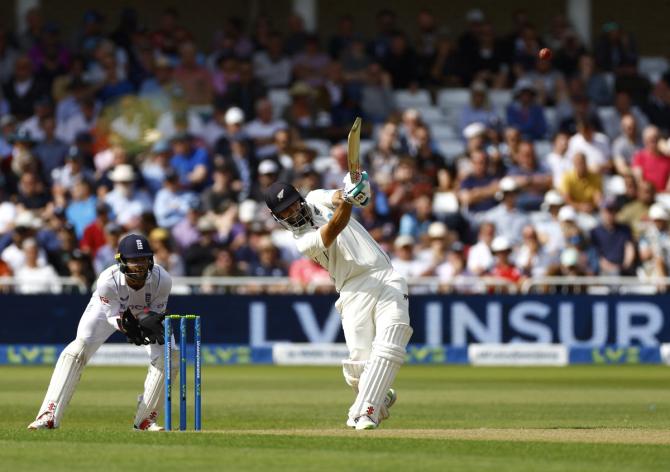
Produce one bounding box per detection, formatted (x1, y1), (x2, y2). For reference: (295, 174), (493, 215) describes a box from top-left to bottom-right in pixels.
(1, 6), (670, 293)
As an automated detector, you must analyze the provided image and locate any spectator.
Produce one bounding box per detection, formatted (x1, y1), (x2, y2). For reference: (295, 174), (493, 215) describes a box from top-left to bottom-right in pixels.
(284, 13), (309, 55)
(412, 125), (444, 184)
(33, 116), (69, 182)
(546, 131), (571, 189)
(247, 236), (287, 277)
(213, 106), (248, 156)
(0, 27), (19, 84)
(219, 136), (255, 201)
(1, 213), (46, 272)
(483, 177), (530, 245)
(202, 164), (241, 213)
(341, 36), (371, 83)
(643, 73), (670, 134)
(139, 55), (177, 113)
(360, 62), (394, 123)
(417, 221), (450, 272)
(534, 190), (567, 255)
(156, 88), (206, 141)
(506, 79), (547, 140)
(594, 22), (638, 72)
(149, 227), (185, 276)
(590, 197), (636, 275)
(460, 82), (500, 137)
(565, 116), (611, 173)
(170, 132), (210, 191)
(575, 53), (612, 106)
(488, 236), (522, 283)
(14, 238), (61, 294)
(171, 198), (204, 251)
(602, 91), (649, 140)
(544, 247), (587, 292)
(430, 32), (461, 87)
(521, 55), (567, 107)
(329, 14), (356, 59)
(382, 32), (418, 89)
(56, 96), (98, 144)
(436, 242), (472, 286)
(282, 81), (329, 138)
(80, 201), (111, 257)
(467, 21), (506, 88)
(202, 247), (242, 283)
(559, 152), (602, 213)
(173, 41), (213, 105)
(507, 141), (553, 211)
(103, 164), (152, 227)
(16, 172), (50, 212)
(612, 114), (642, 175)
(51, 149), (95, 194)
(399, 194), (435, 241)
(458, 150), (499, 214)
(222, 60), (267, 120)
(184, 216), (220, 276)
(153, 169), (193, 228)
(18, 95), (54, 142)
(3, 55), (49, 120)
(65, 178), (97, 238)
(617, 180), (656, 239)
(467, 221), (495, 275)
(253, 32), (292, 88)
(631, 125), (670, 192)
(515, 225), (555, 276)
(249, 160), (280, 202)
(390, 235), (430, 278)
(364, 122), (400, 189)
(92, 222), (122, 274)
(638, 203), (670, 277)
(245, 98), (287, 158)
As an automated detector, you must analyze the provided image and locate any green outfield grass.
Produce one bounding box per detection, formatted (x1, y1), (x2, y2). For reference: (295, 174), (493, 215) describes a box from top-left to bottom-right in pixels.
(1, 365), (669, 471)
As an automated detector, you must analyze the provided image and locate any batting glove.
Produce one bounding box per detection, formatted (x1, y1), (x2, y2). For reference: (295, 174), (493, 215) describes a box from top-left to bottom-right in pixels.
(343, 171), (371, 207)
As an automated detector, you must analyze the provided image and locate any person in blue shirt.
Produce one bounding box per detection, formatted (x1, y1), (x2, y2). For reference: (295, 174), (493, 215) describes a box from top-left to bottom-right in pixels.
(169, 132), (210, 191)
(506, 79), (547, 140)
(65, 178), (97, 238)
(153, 168), (194, 228)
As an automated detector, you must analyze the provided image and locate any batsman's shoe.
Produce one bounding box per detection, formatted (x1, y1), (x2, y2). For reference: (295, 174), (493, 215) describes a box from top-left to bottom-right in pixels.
(134, 418), (164, 431)
(346, 388), (397, 427)
(354, 415), (378, 430)
(27, 412), (56, 430)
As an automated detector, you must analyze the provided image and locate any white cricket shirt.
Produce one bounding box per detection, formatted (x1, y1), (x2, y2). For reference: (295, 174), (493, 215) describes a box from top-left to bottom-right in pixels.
(292, 189), (392, 292)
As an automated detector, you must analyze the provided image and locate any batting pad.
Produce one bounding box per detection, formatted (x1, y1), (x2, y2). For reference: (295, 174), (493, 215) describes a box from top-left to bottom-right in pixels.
(349, 324), (413, 422)
(134, 350), (179, 427)
(342, 359), (366, 391)
(37, 339), (90, 427)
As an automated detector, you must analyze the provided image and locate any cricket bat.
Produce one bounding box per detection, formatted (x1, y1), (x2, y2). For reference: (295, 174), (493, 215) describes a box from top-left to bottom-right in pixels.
(347, 117), (362, 184)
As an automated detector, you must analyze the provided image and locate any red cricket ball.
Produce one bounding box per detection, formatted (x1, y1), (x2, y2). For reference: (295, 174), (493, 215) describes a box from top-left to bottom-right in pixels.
(539, 48), (552, 60)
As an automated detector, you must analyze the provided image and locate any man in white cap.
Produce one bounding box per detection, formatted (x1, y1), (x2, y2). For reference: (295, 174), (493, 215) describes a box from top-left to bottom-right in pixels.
(488, 235), (522, 283)
(391, 235), (430, 278)
(104, 164), (152, 227)
(535, 190), (567, 256)
(482, 176), (530, 245)
(638, 203), (670, 277)
(250, 159), (281, 201)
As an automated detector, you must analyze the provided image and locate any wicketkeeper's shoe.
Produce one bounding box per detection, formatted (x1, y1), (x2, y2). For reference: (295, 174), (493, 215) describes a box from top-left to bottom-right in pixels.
(354, 415), (377, 430)
(27, 412), (56, 430)
(134, 418), (165, 431)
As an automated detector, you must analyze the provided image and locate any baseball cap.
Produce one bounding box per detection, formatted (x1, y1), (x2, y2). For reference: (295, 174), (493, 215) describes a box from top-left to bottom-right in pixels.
(558, 205), (577, 222)
(543, 190), (564, 207)
(394, 235), (415, 249)
(225, 107), (245, 125)
(238, 200), (258, 223)
(491, 235), (512, 253)
(427, 221), (447, 239)
(463, 122), (487, 139)
(649, 203), (669, 221)
(258, 159), (280, 175)
(560, 247), (579, 267)
(264, 182), (303, 215)
(499, 176), (519, 193)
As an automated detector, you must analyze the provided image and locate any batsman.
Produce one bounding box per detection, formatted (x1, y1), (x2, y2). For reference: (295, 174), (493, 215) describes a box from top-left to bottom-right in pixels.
(265, 117), (413, 430)
(28, 234), (176, 431)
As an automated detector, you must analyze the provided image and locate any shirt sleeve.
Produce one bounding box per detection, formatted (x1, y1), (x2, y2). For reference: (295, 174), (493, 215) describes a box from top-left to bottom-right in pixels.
(295, 229), (326, 258)
(305, 189), (337, 209)
(96, 275), (123, 328)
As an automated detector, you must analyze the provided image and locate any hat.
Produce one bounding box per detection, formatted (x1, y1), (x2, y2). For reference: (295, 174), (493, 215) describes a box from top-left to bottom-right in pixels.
(491, 235), (512, 253)
(463, 122), (487, 139)
(109, 164), (136, 182)
(15, 212), (38, 229)
(600, 196), (619, 212)
(466, 8), (484, 22)
(104, 222), (123, 234)
(427, 221), (447, 239)
(238, 200), (258, 223)
(499, 176), (519, 193)
(649, 203), (669, 221)
(264, 182), (303, 215)
(543, 190), (564, 207)
(394, 235), (415, 249)
(558, 205), (577, 222)
(258, 159), (280, 175)
(196, 216), (217, 233)
(560, 247), (579, 267)
(289, 81), (315, 97)
(9, 129), (35, 145)
(471, 81), (488, 93)
(224, 107), (245, 125)
(149, 227), (170, 240)
(514, 78), (536, 96)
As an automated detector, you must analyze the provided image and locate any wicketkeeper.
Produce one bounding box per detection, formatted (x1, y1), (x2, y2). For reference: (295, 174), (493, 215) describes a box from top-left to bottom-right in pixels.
(265, 172), (413, 430)
(28, 234), (175, 431)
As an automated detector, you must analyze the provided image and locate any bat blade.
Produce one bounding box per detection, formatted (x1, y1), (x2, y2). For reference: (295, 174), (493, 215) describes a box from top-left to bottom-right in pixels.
(347, 117), (362, 183)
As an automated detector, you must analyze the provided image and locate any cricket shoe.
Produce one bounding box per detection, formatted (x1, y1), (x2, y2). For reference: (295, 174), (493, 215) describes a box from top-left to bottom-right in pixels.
(354, 415), (377, 430)
(346, 388), (397, 428)
(134, 418), (164, 431)
(27, 412), (56, 430)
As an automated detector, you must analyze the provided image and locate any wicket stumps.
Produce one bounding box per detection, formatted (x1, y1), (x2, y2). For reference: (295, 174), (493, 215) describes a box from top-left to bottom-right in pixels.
(164, 314), (201, 431)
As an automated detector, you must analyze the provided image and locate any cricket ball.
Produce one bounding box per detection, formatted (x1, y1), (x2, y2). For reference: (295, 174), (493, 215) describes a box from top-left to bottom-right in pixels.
(539, 48), (552, 60)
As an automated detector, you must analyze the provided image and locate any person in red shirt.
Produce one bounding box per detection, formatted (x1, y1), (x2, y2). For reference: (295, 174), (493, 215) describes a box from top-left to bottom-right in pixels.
(79, 202), (111, 257)
(631, 125), (670, 192)
(488, 235), (522, 283)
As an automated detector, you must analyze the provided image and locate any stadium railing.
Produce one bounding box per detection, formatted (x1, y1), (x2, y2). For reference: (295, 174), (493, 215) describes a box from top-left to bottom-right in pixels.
(2, 275), (667, 295)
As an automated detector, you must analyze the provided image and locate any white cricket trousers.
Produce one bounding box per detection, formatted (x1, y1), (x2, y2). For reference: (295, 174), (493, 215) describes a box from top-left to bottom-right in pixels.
(336, 269), (411, 361)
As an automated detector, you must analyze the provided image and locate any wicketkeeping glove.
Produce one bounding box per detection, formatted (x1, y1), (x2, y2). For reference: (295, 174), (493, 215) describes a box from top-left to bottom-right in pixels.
(117, 308), (149, 346)
(342, 171), (371, 207)
(139, 311), (166, 345)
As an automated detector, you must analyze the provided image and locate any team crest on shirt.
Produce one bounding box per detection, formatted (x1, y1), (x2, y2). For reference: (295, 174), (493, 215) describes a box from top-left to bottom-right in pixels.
(99, 296), (110, 305)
